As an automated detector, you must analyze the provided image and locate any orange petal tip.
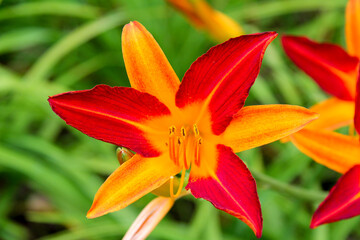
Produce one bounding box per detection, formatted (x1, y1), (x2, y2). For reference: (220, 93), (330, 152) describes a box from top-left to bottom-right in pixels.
(86, 204), (104, 219)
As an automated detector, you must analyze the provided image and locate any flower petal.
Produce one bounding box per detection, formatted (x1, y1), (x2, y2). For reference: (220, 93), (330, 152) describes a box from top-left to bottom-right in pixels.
(87, 154), (180, 218)
(281, 35), (358, 100)
(123, 197), (174, 240)
(122, 21), (180, 110)
(307, 98), (355, 131)
(48, 85), (170, 157)
(290, 129), (360, 173)
(310, 165), (360, 228)
(192, 0), (244, 42)
(166, 0), (205, 28)
(166, 0), (243, 43)
(355, 69), (360, 135)
(346, 0), (360, 58)
(186, 145), (262, 238)
(176, 32), (277, 135)
(221, 105), (318, 153)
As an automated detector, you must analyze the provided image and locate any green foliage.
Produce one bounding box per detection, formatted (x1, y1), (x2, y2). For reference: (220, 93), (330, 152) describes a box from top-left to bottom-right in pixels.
(0, 0), (358, 239)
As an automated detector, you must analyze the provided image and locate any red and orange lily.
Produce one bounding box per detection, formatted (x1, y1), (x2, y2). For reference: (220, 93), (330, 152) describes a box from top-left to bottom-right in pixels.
(281, 0), (360, 228)
(48, 21), (318, 237)
(165, 0), (243, 42)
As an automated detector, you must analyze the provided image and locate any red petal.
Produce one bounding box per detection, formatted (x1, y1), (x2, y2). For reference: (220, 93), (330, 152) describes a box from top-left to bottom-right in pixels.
(281, 35), (358, 100)
(186, 145), (262, 238)
(176, 32), (277, 135)
(48, 85), (170, 157)
(355, 68), (360, 135)
(310, 165), (360, 228)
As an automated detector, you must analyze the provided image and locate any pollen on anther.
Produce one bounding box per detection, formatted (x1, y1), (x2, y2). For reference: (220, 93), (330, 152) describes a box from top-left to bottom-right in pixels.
(170, 125), (176, 134)
(193, 124), (199, 136)
(181, 127), (186, 137)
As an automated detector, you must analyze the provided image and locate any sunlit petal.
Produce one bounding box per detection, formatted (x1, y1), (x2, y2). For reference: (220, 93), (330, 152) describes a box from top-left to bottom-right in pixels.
(122, 21), (180, 110)
(123, 197), (174, 240)
(87, 154), (180, 218)
(48, 85), (170, 157)
(307, 98), (355, 131)
(166, 0), (243, 42)
(355, 69), (360, 135)
(290, 129), (360, 173)
(176, 32), (277, 135)
(222, 105), (318, 153)
(310, 165), (360, 228)
(346, 0), (360, 58)
(187, 145), (262, 238)
(192, 0), (243, 42)
(282, 35), (358, 100)
(166, 0), (205, 28)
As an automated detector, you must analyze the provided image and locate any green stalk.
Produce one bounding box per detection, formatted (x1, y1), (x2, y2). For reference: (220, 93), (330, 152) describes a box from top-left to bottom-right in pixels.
(252, 170), (327, 202)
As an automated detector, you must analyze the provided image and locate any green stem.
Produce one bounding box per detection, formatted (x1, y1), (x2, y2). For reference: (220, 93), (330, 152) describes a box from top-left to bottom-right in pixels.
(252, 170), (327, 202)
(231, 0), (344, 21)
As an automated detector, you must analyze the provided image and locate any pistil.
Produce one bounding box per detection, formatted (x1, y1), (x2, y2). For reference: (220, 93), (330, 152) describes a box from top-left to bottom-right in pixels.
(170, 168), (186, 199)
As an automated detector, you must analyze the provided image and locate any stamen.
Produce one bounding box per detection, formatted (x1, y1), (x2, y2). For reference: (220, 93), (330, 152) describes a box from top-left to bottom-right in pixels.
(175, 137), (182, 165)
(169, 126), (176, 163)
(194, 137), (202, 166)
(193, 124), (199, 137)
(181, 127), (186, 137)
(170, 168), (186, 199)
(182, 138), (189, 169)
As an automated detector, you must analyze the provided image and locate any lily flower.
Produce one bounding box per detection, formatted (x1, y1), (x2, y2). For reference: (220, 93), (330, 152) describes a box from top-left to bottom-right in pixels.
(281, 0), (360, 228)
(165, 0), (243, 42)
(48, 21), (317, 238)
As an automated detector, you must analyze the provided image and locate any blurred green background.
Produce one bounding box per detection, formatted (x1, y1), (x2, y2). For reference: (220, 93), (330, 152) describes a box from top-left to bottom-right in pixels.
(0, 0), (359, 239)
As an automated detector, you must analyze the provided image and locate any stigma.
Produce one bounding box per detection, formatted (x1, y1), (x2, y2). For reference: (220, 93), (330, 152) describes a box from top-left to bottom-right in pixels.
(168, 124), (202, 169)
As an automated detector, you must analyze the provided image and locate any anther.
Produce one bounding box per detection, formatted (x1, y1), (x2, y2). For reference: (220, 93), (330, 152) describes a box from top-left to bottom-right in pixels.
(170, 126), (176, 134)
(193, 124), (199, 137)
(181, 127), (186, 138)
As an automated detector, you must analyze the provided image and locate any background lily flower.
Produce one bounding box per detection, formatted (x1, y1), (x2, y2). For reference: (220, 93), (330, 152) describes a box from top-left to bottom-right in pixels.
(281, 0), (360, 228)
(165, 0), (243, 42)
(48, 21), (318, 238)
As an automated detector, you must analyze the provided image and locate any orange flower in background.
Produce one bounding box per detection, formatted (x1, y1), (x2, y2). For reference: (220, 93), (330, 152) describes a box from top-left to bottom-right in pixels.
(281, 0), (360, 228)
(166, 0), (243, 42)
(48, 21), (318, 237)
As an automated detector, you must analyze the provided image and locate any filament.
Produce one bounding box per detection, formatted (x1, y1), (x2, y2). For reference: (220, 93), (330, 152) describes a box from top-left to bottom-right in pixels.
(170, 168), (186, 199)
(194, 137), (202, 166)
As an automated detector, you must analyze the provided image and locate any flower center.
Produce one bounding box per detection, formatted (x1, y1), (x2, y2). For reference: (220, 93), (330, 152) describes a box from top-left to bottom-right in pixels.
(168, 124), (203, 170)
(167, 124), (203, 199)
